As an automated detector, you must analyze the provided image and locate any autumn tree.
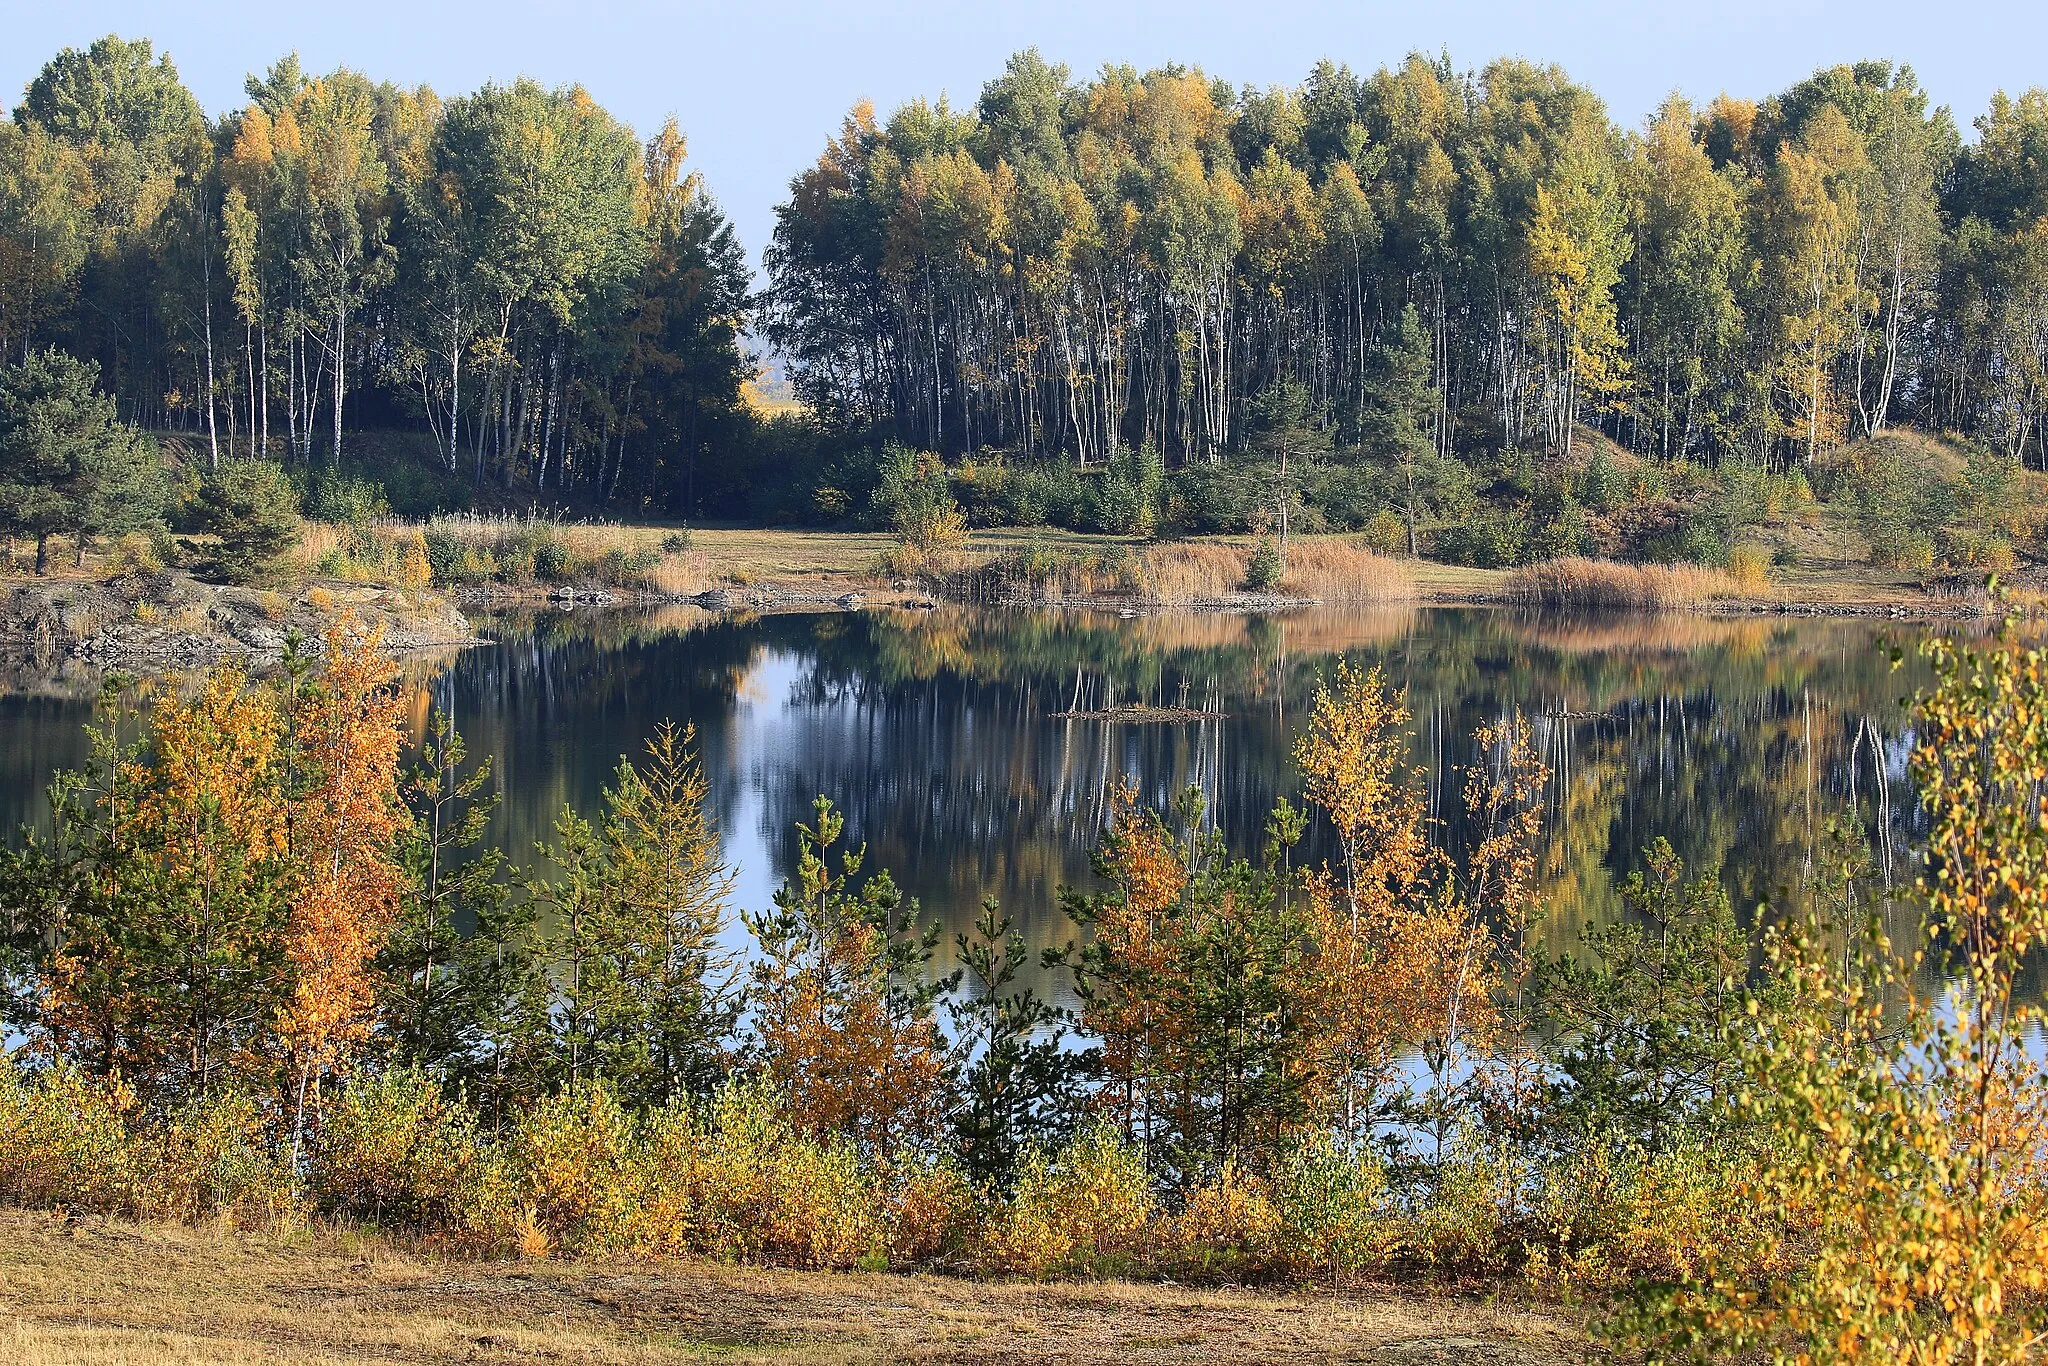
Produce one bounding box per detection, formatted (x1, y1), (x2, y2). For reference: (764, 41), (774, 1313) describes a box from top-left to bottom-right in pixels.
(21, 667), (295, 1108)
(744, 795), (952, 1154)
(278, 619), (408, 1151)
(1629, 618), (2048, 1360)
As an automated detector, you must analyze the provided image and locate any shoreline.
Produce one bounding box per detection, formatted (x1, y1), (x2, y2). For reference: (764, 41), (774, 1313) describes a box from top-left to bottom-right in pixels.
(0, 535), (2007, 681)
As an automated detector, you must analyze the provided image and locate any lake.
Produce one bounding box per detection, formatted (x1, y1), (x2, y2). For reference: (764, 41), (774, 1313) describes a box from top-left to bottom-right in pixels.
(3, 602), (1937, 990)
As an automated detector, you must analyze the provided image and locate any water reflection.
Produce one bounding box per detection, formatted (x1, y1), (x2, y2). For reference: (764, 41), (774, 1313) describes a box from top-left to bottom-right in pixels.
(0, 605), (1938, 992)
(391, 606), (1930, 981)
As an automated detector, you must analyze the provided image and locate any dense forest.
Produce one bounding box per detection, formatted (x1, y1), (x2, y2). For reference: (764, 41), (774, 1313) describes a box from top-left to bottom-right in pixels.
(0, 37), (752, 512)
(769, 51), (2048, 473)
(5, 36), (2048, 552)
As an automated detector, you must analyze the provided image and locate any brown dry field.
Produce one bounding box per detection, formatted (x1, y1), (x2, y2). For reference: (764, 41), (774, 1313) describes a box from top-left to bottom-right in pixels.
(0, 1209), (1585, 1366)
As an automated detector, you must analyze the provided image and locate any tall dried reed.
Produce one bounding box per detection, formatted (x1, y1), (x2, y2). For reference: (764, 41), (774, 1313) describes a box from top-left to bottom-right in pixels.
(977, 537), (1415, 605)
(1277, 539), (1416, 604)
(1502, 557), (1750, 610)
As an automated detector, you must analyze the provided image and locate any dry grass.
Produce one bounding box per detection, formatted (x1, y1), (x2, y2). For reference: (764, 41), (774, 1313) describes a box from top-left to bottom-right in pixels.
(282, 521), (348, 574)
(1502, 557), (1753, 610)
(1132, 544), (1244, 602)
(1276, 539), (1416, 605)
(974, 537), (1415, 605)
(1134, 540), (1412, 604)
(0, 1209), (1580, 1366)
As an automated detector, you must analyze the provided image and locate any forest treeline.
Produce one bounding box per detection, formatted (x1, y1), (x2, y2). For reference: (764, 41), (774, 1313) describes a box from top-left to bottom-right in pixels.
(5, 611), (2048, 1358)
(8, 37), (2048, 551)
(0, 36), (751, 512)
(769, 50), (2048, 476)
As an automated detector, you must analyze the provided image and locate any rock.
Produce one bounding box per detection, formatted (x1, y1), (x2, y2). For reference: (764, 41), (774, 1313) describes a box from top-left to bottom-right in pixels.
(693, 589), (738, 612)
(836, 592), (866, 610)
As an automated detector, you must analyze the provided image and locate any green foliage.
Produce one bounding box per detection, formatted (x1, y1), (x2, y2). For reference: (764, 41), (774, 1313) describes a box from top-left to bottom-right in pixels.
(518, 721), (739, 1110)
(1242, 537), (1284, 591)
(191, 458), (302, 583)
(0, 348), (166, 570)
(1529, 840), (1759, 1153)
(532, 537), (571, 581)
(309, 1066), (480, 1228)
(378, 712), (530, 1122)
(303, 469), (391, 524)
(947, 899), (1082, 1187)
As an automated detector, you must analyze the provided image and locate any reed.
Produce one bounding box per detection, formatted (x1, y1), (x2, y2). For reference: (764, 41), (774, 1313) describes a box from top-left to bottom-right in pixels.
(1276, 538), (1416, 604)
(1137, 543), (1245, 602)
(1502, 557), (1750, 610)
(971, 537), (1415, 604)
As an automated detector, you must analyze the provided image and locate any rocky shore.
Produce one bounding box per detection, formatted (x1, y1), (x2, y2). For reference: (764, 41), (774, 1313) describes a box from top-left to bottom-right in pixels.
(2, 571), (479, 675)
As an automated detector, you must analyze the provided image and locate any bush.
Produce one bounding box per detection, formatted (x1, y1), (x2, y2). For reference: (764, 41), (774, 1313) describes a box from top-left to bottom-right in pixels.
(1162, 463), (1255, 535)
(1435, 503), (1530, 568)
(1580, 447), (1628, 512)
(1726, 541), (1771, 591)
(1242, 537), (1284, 592)
(1271, 1135), (1400, 1281)
(147, 1089), (302, 1229)
(1362, 508), (1409, 555)
(397, 531), (433, 589)
(304, 470), (390, 525)
(310, 1068), (480, 1229)
(660, 529), (693, 554)
(500, 1083), (640, 1256)
(0, 1058), (139, 1214)
(977, 1126), (1155, 1276)
(1303, 462), (1388, 531)
(192, 459), (302, 583)
(532, 537), (571, 581)
(1870, 527), (1937, 572)
(1939, 527), (2016, 573)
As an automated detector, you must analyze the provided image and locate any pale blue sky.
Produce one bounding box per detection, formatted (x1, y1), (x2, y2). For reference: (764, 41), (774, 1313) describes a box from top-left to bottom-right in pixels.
(4, 0), (2044, 274)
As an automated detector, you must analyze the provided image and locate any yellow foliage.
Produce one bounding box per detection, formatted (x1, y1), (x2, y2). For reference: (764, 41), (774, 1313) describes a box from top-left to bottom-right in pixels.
(976, 1126), (1156, 1277)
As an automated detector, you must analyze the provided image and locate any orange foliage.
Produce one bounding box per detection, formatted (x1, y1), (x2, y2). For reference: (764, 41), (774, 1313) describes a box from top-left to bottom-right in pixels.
(281, 616), (407, 1093)
(747, 799), (951, 1154)
(39, 666), (292, 1099)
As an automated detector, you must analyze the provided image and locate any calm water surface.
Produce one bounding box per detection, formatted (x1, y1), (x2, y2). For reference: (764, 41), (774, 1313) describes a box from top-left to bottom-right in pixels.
(2, 604), (1935, 983)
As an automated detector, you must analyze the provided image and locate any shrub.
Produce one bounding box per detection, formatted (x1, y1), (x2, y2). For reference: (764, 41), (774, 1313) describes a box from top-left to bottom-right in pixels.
(0, 1058), (139, 1214)
(1434, 504), (1529, 568)
(1170, 1164), (1282, 1278)
(192, 458), (302, 583)
(147, 1090), (302, 1230)
(1362, 508), (1408, 555)
(1939, 526), (2016, 572)
(660, 529), (693, 554)
(1242, 538), (1284, 592)
(1271, 1135), (1399, 1282)
(1726, 541), (1771, 591)
(977, 1126), (1155, 1277)
(1303, 462), (1388, 531)
(500, 1083), (640, 1257)
(1580, 447), (1628, 512)
(310, 1068), (479, 1229)
(305, 470), (390, 525)
(1089, 474), (1147, 535)
(1162, 463), (1254, 535)
(532, 537), (571, 581)
(1870, 526), (1937, 572)
(397, 531), (432, 589)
